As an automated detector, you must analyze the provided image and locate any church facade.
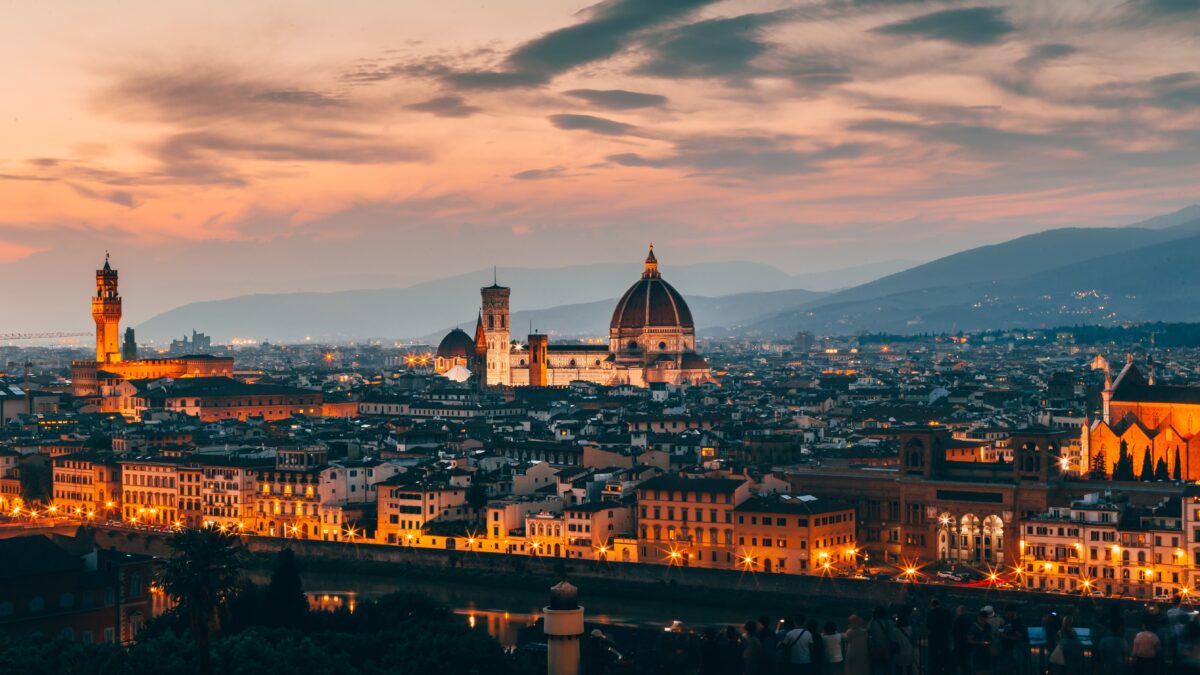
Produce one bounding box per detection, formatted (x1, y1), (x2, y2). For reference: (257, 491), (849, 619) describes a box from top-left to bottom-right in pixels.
(435, 247), (713, 388)
(1084, 355), (1200, 481)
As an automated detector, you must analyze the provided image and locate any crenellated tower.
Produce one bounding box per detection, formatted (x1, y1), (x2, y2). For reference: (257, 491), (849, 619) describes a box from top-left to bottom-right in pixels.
(92, 253), (122, 364)
(481, 274), (511, 387)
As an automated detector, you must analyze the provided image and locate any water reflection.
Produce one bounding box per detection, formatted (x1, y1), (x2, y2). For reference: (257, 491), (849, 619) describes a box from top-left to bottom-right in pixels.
(307, 591), (358, 614)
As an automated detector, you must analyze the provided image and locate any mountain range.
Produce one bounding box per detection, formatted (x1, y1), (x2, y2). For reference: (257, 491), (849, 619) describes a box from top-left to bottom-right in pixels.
(136, 205), (1200, 342)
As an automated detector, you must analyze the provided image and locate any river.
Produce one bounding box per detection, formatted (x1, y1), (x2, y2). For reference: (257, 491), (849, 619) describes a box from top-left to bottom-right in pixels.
(251, 569), (828, 647)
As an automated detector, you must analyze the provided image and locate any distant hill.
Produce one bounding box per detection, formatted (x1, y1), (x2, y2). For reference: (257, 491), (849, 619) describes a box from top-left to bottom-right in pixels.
(136, 261), (819, 342)
(751, 218), (1200, 335)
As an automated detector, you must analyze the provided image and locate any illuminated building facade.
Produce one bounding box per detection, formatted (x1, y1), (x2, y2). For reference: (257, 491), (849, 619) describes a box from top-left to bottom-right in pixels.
(636, 475), (749, 569)
(734, 496), (857, 574)
(119, 457), (184, 526)
(51, 453), (121, 519)
(1085, 356), (1200, 481)
(72, 256), (233, 396)
(434, 247), (713, 388)
(1021, 491), (1189, 599)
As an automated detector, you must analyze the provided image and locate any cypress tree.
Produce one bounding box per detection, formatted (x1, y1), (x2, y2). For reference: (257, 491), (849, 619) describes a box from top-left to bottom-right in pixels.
(1175, 447), (1183, 481)
(1140, 448), (1154, 481)
(1155, 457), (1169, 481)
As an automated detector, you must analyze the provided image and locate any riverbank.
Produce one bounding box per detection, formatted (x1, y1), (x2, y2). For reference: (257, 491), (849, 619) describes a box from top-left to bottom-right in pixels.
(86, 525), (1113, 628)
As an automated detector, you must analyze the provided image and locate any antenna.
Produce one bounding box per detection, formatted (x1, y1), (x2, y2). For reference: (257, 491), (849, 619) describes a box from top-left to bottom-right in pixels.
(493, 265), (498, 286)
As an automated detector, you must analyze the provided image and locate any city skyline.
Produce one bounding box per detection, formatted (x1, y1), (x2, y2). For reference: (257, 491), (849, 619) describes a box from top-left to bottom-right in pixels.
(2, 1), (1199, 327)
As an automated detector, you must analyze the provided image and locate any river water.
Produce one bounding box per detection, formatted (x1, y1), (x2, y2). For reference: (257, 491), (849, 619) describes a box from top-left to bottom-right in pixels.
(261, 569), (813, 647)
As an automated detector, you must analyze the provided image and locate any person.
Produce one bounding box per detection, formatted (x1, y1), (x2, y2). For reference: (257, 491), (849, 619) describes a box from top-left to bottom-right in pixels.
(951, 605), (973, 675)
(1094, 613), (1129, 675)
(927, 599), (953, 675)
(758, 612), (777, 667)
(721, 625), (746, 675)
(997, 604), (1028, 674)
(700, 627), (724, 675)
(808, 619), (826, 675)
(1170, 596), (1190, 663)
(867, 606), (895, 675)
(1177, 621), (1200, 675)
(782, 615), (815, 675)
(823, 621), (846, 675)
(746, 620), (771, 675)
(1132, 616), (1163, 675)
(584, 629), (620, 675)
(1056, 618), (1085, 675)
(844, 614), (869, 675)
(967, 609), (993, 675)
(891, 610), (918, 675)
(776, 617), (797, 674)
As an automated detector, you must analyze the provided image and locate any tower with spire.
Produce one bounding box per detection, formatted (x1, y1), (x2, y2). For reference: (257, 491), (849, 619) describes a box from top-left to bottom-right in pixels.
(92, 253), (123, 363)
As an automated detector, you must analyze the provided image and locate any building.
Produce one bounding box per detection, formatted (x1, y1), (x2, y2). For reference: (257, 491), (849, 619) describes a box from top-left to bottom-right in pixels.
(71, 256), (233, 396)
(377, 474), (472, 545)
(114, 376), (322, 422)
(734, 495), (857, 575)
(198, 455), (274, 530)
(434, 247), (713, 388)
(0, 535), (161, 645)
(119, 456), (186, 526)
(1085, 357), (1200, 481)
(786, 426), (1074, 568)
(252, 447), (327, 539)
(636, 474), (751, 568)
(51, 452), (122, 519)
(1021, 491), (1188, 599)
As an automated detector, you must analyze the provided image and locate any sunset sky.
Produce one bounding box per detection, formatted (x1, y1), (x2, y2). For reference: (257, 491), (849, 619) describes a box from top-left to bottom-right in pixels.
(2, 0), (1199, 328)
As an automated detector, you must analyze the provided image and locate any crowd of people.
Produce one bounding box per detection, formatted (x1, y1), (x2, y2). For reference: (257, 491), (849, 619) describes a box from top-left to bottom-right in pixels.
(581, 596), (1200, 675)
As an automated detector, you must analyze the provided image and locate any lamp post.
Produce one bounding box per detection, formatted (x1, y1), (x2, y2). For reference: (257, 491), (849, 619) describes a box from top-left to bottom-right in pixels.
(544, 581), (584, 675)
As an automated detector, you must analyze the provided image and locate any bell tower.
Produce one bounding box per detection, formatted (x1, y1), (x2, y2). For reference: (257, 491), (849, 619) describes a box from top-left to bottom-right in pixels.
(481, 271), (511, 387)
(92, 253), (122, 364)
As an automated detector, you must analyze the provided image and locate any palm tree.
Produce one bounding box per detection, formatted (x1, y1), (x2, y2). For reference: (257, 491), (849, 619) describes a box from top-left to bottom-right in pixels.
(160, 527), (242, 675)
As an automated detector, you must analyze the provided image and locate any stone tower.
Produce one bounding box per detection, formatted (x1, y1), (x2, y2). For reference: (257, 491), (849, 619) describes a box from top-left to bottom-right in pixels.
(528, 333), (548, 387)
(92, 254), (122, 364)
(481, 276), (511, 387)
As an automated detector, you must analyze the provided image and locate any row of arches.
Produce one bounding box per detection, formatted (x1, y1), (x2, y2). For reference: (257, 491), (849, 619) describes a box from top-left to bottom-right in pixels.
(936, 512), (1004, 565)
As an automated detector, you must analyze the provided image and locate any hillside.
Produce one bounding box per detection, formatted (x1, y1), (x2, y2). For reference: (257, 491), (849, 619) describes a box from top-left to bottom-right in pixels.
(136, 261), (816, 342)
(752, 228), (1200, 335)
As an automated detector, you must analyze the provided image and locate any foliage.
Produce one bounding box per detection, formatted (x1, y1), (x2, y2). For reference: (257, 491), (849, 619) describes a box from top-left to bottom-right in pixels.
(1175, 449), (1183, 481)
(160, 527), (243, 675)
(1155, 457), (1170, 481)
(264, 549), (308, 628)
(1139, 448), (1154, 482)
(18, 460), (52, 503)
(1112, 440), (1135, 481)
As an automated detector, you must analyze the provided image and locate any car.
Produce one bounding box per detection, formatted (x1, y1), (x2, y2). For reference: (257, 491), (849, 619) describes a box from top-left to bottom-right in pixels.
(936, 571), (964, 582)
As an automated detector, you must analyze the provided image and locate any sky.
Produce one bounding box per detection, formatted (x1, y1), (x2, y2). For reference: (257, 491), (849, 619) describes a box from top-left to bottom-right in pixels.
(1, 0), (1199, 329)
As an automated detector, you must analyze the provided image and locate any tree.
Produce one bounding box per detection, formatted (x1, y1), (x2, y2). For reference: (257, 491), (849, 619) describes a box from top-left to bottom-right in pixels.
(1140, 448), (1154, 482)
(18, 459), (52, 504)
(1175, 448), (1183, 481)
(265, 548), (308, 628)
(161, 527), (243, 675)
(1090, 448), (1107, 479)
(466, 482), (489, 512)
(1113, 441), (1135, 481)
(1155, 457), (1170, 481)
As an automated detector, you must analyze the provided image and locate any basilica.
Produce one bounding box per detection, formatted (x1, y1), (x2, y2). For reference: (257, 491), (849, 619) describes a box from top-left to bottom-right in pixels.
(434, 246), (713, 388)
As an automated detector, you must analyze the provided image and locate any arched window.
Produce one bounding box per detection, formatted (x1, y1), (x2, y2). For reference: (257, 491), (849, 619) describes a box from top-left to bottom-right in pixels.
(658, 341), (667, 350)
(569, 359), (577, 367)
(519, 359), (526, 366)
(594, 359), (601, 366)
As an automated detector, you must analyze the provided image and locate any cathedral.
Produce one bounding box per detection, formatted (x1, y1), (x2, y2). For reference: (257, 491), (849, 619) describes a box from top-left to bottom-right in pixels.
(434, 246), (713, 388)
(71, 256), (234, 396)
(1084, 355), (1200, 481)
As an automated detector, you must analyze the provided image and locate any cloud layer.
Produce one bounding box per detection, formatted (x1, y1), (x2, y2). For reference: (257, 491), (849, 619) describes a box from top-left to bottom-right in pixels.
(1, 0), (1199, 327)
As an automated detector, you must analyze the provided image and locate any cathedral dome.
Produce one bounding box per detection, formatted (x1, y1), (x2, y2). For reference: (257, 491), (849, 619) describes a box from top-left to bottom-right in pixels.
(436, 328), (475, 359)
(610, 246), (694, 332)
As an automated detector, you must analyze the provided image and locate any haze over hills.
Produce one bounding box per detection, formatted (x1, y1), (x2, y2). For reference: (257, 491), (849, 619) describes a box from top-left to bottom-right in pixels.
(135, 261), (837, 342)
(136, 205), (1200, 342)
